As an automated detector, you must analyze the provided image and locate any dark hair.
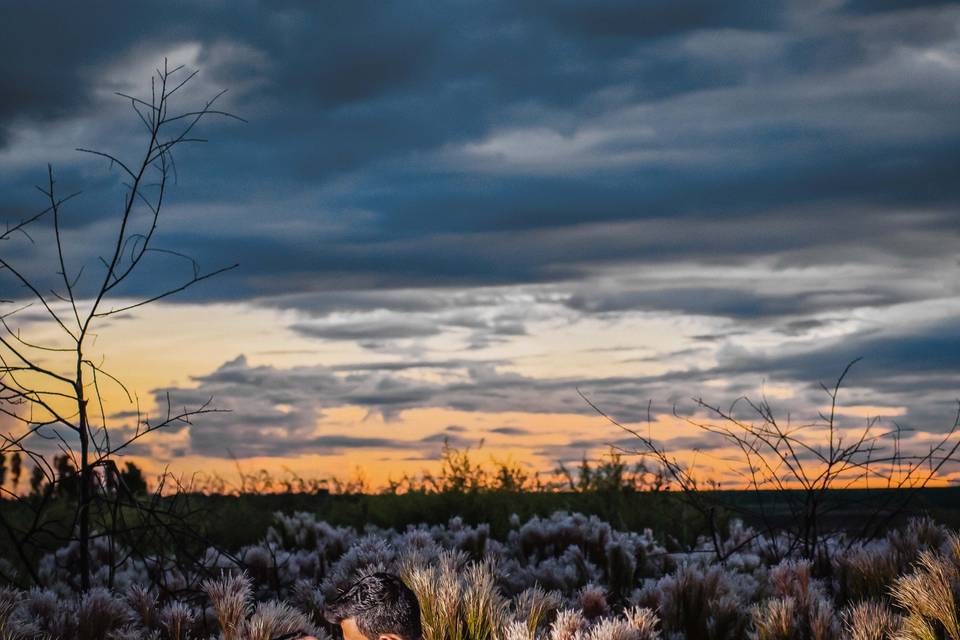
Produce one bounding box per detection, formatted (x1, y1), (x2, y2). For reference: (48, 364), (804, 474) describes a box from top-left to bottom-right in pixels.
(323, 573), (422, 640)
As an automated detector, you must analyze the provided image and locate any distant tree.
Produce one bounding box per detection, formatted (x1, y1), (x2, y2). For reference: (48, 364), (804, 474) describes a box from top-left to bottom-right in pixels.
(119, 461), (148, 496)
(28, 465), (44, 497)
(53, 454), (78, 499)
(555, 451), (666, 493)
(9, 451), (20, 492)
(103, 460), (148, 497)
(491, 457), (529, 492)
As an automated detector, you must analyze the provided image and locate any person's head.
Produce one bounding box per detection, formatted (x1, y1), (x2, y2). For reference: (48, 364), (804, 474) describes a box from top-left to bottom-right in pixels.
(323, 572), (422, 640)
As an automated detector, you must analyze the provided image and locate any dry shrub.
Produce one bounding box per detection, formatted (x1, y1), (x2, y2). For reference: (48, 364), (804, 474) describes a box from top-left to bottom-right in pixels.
(887, 518), (948, 563)
(752, 597), (838, 640)
(14, 589), (68, 638)
(203, 571), (253, 640)
(842, 600), (900, 640)
(808, 597), (842, 640)
(465, 560), (510, 640)
(4, 511), (960, 640)
(577, 608), (660, 640)
(402, 549), (468, 640)
(706, 593), (747, 640)
(752, 559), (840, 640)
(0, 587), (22, 640)
(125, 584), (158, 630)
(549, 609), (587, 640)
(641, 562), (748, 640)
(586, 618), (639, 640)
(890, 536), (960, 640)
(434, 551), (467, 640)
(578, 585), (610, 620)
(835, 543), (901, 604)
(291, 579), (327, 629)
(605, 539), (637, 601)
(246, 600), (314, 640)
(77, 587), (134, 640)
(105, 627), (153, 640)
(837, 518), (952, 606)
(202, 571), (319, 640)
(752, 597), (796, 640)
(514, 586), (561, 638)
(504, 619), (535, 640)
(405, 551), (565, 640)
(159, 601), (198, 640)
(623, 606), (660, 640)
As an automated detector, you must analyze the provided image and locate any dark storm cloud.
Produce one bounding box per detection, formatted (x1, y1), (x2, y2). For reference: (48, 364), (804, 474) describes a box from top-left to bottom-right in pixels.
(3, 1), (959, 462)
(564, 286), (921, 320)
(3, 0), (957, 280)
(524, 0), (784, 38)
(841, 0), (959, 14)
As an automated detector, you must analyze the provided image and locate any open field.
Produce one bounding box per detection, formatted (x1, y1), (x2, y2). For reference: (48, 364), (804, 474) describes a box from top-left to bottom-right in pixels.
(162, 486), (960, 551)
(4, 488), (960, 639)
(6, 486), (960, 557)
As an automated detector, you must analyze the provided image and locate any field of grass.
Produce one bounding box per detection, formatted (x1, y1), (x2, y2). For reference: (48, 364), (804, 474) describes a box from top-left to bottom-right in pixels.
(4, 487), (960, 639)
(189, 485), (960, 550)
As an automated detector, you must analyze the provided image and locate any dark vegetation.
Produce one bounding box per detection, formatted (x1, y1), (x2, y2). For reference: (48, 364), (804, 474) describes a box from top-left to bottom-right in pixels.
(116, 484), (960, 555)
(3, 445), (959, 570)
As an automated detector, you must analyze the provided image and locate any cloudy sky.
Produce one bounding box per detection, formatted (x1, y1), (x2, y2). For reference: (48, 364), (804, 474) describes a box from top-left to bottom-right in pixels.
(1, 1), (958, 487)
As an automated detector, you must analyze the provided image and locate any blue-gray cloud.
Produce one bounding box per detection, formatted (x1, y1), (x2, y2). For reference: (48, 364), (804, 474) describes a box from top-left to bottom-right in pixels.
(2, 2), (957, 288)
(3, 1), (959, 464)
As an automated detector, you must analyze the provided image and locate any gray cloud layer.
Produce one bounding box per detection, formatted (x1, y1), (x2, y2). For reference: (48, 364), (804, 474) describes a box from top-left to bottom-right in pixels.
(2, 1), (958, 463)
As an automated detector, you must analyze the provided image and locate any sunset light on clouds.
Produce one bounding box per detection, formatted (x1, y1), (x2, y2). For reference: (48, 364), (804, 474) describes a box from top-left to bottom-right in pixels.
(1, 1), (959, 490)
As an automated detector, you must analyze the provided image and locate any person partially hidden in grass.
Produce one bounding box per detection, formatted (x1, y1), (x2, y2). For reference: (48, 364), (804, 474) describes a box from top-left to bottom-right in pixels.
(312, 572), (423, 640)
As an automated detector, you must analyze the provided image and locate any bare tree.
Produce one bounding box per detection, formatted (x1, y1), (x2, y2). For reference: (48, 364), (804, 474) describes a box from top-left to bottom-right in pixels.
(0, 59), (242, 590)
(581, 360), (960, 563)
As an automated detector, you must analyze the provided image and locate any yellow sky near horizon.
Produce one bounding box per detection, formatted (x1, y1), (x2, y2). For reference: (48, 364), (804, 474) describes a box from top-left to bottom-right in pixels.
(2, 296), (957, 493)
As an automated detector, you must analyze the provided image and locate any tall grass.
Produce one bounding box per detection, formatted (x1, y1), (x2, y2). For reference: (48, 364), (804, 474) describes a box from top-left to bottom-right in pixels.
(0, 511), (959, 639)
(890, 534), (960, 640)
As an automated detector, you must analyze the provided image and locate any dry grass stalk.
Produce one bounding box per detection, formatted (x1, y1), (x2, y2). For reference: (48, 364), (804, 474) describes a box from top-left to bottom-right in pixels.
(203, 571), (253, 640)
(0, 587), (23, 640)
(401, 549), (468, 640)
(77, 587), (133, 640)
(549, 609), (586, 640)
(752, 597), (796, 640)
(504, 620), (534, 640)
(808, 596), (841, 640)
(890, 547), (960, 639)
(159, 601), (197, 640)
(464, 560), (510, 640)
(245, 600), (313, 640)
(125, 584), (158, 629)
(514, 586), (562, 638)
(842, 600), (900, 640)
(623, 606), (660, 640)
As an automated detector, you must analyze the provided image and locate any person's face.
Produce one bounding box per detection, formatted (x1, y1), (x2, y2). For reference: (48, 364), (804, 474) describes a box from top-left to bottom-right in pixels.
(339, 617), (404, 640)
